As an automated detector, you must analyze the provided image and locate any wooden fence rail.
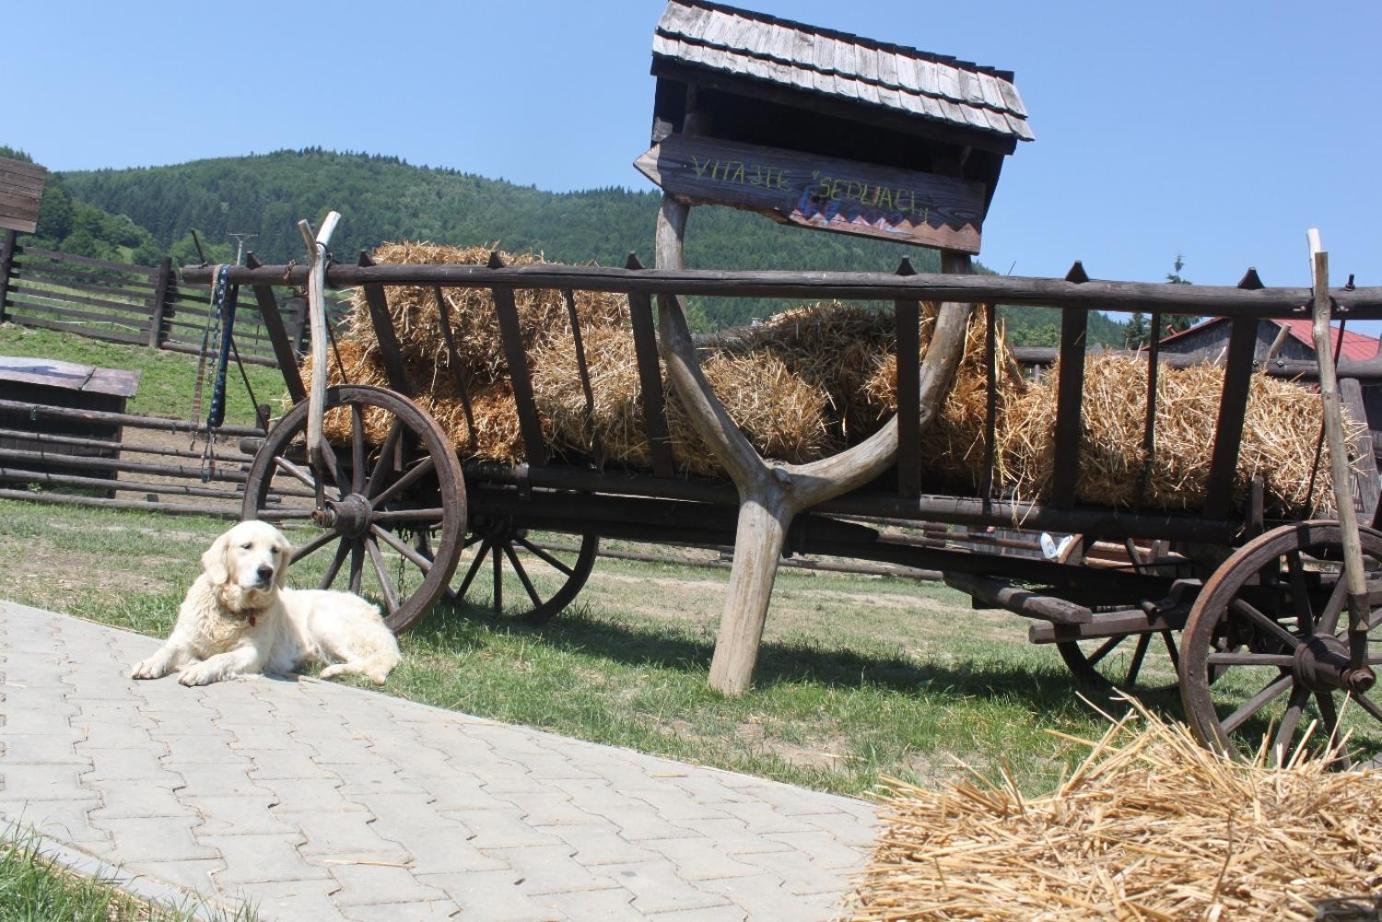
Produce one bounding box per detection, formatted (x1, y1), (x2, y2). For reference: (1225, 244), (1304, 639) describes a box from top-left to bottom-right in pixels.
(0, 231), (343, 369)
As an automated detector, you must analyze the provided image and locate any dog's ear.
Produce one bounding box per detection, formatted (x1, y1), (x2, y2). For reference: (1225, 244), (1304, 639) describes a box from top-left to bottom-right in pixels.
(201, 531), (232, 586)
(274, 538), (293, 589)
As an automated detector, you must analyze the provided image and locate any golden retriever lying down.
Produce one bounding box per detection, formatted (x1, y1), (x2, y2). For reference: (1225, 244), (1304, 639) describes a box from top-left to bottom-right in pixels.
(131, 520), (401, 686)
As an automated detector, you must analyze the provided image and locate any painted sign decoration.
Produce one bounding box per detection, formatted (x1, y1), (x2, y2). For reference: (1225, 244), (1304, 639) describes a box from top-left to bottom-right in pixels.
(0, 157), (48, 235)
(634, 135), (986, 254)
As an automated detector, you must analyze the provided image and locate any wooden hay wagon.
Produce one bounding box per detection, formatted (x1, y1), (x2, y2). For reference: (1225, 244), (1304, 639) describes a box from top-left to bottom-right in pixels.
(187, 222), (1382, 765)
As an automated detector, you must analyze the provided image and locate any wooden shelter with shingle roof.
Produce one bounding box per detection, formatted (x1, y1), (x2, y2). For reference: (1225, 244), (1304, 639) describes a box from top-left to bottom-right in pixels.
(636, 0), (1032, 255)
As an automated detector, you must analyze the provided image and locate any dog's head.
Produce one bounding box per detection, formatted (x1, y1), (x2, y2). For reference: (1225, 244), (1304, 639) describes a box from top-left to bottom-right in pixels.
(202, 520), (293, 608)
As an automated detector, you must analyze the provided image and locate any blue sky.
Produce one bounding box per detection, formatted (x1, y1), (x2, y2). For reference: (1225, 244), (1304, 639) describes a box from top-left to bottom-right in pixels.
(4, 0), (1379, 293)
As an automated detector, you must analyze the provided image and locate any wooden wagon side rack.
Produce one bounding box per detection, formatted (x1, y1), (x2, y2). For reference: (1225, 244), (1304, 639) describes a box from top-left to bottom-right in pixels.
(187, 242), (1382, 764)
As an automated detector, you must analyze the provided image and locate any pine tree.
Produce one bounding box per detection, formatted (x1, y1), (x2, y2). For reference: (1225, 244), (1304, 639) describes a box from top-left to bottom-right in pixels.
(1124, 311), (1150, 349)
(1164, 253), (1198, 334)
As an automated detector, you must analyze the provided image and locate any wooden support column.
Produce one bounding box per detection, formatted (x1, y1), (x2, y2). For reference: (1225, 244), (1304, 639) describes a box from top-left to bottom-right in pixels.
(0, 230), (17, 323)
(488, 251), (548, 467)
(357, 252), (412, 396)
(245, 253), (306, 404)
(653, 194), (974, 696)
(625, 254), (676, 478)
(1203, 269), (1264, 520)
(146, 256), (173, 347)
(894, 257), (921, 499)
(1050, 262), (1089, 508)
(1341, 376), (1380, 517)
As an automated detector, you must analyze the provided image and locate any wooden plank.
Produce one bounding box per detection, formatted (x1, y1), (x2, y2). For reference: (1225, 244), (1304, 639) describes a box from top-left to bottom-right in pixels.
(356, 253), (412, 396)
(0, 192), (41, 232)
(488, 254), (548, 467)
(1342, 376), (1380, 517)
(13, 262), (157, 296)
(635, 134), (986, 254)
(0, 356), (138, 397)
(0, 159), (44, 234)
(5, 314), (146, 344)
(1050, 262), (1090, 507)
(943, 572), (1092, 624)
(980, 303), (998, 499)
(159, 339), (276, 367)
(6, 296), (148, 331)
(625, 257), (676, 478)
(18, 247), (157, 277)
(188, 262), (1382, 319)
(246, 253), (306, 400)
(0, 230), (15, 323)
(147, 256), (172, 347)
(1138, 310), (1162, 502)
(1203, 270), (1265, 519)
(8, 279), (153, 316)
(0, 158), (48, 182)
(894, 261), (921, 498)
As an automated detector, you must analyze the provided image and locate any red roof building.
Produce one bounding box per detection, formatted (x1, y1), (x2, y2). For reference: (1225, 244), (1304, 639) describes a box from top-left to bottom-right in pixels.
(1157, 317), (1380, 364)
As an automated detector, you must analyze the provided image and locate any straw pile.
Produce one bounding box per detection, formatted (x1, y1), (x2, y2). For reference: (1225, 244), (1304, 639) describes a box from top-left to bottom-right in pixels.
(845, 706), (1382, 921)
(316, 241), (1352, 514)
(860, 327), (1352, 516)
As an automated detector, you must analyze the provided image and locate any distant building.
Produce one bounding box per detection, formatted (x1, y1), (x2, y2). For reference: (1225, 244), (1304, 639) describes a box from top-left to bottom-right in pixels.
(1157, 317), (1380, 364)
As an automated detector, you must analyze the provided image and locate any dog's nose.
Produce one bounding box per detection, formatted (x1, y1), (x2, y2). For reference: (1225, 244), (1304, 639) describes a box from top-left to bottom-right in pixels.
(256, 565), (274, 584)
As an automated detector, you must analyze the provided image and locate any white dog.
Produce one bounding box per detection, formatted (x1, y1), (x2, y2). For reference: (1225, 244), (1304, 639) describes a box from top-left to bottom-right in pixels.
(131, 520), (401, 686)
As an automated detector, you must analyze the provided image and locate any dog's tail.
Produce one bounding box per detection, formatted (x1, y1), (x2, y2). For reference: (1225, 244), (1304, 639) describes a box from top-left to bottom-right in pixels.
(319, 647), (400, 685)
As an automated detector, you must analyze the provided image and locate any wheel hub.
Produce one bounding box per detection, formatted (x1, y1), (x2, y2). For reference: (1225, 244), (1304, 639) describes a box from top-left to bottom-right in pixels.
(315, 493), (372, 538)
(1294, 633), (1376, 694)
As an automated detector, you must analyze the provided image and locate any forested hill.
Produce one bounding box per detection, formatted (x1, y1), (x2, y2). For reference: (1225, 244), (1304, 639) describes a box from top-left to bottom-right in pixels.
(59, 148), (1125, 341)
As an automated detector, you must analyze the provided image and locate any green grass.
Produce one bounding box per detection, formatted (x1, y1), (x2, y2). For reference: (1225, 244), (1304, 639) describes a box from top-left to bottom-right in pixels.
(0, 324), (291, 427)
(0, 827), (255, 921)
(0, 497), (1133, 797)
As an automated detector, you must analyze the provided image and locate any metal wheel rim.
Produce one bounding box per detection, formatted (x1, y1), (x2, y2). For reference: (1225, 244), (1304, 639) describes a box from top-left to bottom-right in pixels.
(242, 385), (467, 633)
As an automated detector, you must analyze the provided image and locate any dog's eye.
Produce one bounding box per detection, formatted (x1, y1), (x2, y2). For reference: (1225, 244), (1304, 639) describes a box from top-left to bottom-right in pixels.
(241, 543), (253, 550)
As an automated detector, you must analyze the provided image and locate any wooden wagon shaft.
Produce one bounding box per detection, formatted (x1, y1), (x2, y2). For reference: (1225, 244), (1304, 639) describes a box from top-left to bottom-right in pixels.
(653, 194), (974, 695)
(181, 262), (1382, 319)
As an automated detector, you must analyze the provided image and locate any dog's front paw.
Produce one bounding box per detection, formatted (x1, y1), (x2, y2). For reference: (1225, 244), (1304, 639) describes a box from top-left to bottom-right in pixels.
(177, 664), (218, 686)
(130, 656), (169, 680)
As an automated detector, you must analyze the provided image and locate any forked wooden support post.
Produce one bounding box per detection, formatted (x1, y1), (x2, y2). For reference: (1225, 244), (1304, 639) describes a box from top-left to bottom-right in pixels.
(653, 194), (974, 695)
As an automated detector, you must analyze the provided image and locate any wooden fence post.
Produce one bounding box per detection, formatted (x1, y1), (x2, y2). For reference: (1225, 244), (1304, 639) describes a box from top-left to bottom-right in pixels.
(147, 256), (173, 347)
(0, 230), (17, 323)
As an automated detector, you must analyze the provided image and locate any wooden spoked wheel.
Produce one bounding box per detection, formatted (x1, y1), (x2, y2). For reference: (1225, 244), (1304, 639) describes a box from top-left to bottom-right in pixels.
(1180, 521), (1382, 766)
(242, 385), (467, 633)
(1057, 630), (1183, 693)
(451, 515), (597, 624)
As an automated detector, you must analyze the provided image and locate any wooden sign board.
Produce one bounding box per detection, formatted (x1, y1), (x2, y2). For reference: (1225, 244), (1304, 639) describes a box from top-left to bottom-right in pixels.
(635, 135), (985, 254)
(0, 157), (48, 234)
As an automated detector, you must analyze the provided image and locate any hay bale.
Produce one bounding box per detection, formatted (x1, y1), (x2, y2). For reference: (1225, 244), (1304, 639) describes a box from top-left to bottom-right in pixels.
(346, 241), (628, 386)
(529, 322), (836, 477)
(846, 706), (1382, 921)
(995, 356), (1350, 515)
(302, 339), (528, 465)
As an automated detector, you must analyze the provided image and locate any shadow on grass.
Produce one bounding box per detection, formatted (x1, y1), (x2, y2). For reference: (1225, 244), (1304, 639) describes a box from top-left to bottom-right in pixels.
(407, 598), (1186, 720)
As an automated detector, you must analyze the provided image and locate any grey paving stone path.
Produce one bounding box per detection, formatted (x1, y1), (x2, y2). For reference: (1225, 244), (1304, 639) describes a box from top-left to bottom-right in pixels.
(0, 601), (876, 920)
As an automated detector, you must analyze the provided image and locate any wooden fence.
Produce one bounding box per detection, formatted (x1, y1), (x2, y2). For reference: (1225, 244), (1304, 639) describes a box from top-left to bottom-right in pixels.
(0, 229), (348, 367)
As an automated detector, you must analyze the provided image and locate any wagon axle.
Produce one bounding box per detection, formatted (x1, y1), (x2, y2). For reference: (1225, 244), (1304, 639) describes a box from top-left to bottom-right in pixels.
(1294, 634), (1376, 695)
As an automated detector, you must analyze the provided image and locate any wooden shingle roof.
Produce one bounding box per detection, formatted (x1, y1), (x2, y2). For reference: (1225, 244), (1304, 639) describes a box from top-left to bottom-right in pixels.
(652, 0), (1033, 142)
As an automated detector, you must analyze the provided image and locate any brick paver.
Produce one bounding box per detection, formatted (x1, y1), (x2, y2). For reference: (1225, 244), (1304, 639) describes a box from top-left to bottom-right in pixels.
(0, 601), (876, 920)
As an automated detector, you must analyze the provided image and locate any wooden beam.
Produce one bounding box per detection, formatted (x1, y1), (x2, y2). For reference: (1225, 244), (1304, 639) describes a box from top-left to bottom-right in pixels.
(1050, 261), (1089, 508)
(943, 572), (1092, 625)
(356, 252), (412, 396)
(1341, 376), (1380, 518)
(488, 251), (548, 468)
(894, 258), (921, 499)
(625, 254), (677, 478)
(0, 230), (16, 323)
(1203, 270), (1264, 519)
(246, 253), (306, 404)
(145, 256), (173, 348)
(184, 262), (1382, 319)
